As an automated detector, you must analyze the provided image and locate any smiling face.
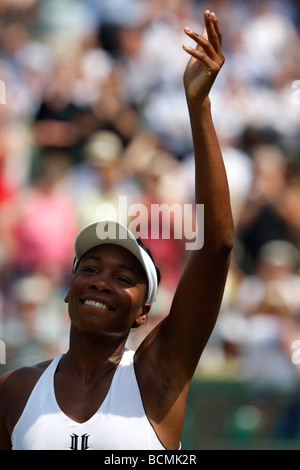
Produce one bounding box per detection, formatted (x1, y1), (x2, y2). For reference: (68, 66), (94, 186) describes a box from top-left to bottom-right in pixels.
(65, 244), (150, 341)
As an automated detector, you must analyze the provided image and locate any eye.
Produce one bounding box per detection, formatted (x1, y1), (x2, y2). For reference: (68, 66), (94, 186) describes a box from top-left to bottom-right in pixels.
(115, 275), (134, 286)
(83, 266), (98, 274)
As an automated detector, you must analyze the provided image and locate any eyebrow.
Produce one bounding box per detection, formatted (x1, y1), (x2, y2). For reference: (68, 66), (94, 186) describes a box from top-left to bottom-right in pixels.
(82, 256), (102, 263)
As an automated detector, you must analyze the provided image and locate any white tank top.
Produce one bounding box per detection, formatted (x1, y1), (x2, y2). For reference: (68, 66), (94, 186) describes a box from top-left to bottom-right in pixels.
(11, 349), (165, 450)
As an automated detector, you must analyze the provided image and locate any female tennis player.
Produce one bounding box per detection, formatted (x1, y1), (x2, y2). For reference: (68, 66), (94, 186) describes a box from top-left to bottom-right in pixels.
(0, 10), (233, 450)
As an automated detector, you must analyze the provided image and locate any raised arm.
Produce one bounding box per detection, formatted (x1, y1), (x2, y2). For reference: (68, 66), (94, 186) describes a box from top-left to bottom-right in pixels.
(171, 10), (234, 371)
(136, 10), (234, 386)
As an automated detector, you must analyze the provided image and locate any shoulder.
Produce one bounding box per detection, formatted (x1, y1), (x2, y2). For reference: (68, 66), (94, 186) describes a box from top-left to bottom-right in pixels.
(0, 360), (52, 393)
(0, 360), (52, 436)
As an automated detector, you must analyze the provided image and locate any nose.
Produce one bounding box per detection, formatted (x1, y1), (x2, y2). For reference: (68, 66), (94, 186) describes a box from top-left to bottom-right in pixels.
(90, 275), (113, 294)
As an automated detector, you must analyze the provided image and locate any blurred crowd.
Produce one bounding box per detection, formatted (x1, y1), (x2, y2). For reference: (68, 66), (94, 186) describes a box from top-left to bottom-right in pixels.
(0, 0), (300, 439)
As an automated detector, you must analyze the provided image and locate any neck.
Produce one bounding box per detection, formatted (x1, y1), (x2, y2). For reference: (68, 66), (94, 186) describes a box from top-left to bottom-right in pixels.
(64, 325), (127, 382)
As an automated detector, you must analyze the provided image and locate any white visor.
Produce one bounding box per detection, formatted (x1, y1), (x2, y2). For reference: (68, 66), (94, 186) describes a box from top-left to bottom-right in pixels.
(74, 220), (158, 305)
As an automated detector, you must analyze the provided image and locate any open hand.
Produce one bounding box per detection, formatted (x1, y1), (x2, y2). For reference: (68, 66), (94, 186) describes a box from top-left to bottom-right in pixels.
(183, 10), (225, 104)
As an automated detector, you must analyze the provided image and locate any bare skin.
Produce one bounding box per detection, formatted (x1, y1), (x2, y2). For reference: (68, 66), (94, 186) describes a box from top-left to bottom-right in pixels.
(0, 10), (234, 450)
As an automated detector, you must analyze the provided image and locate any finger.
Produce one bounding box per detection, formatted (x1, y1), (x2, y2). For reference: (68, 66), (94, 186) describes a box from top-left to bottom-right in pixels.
(181, 44), (217, 75)
(211, 12), (223, 48)
(184, 27), (220, 63)
(204, 10), (222, 54)
(184, 26), (205, 54)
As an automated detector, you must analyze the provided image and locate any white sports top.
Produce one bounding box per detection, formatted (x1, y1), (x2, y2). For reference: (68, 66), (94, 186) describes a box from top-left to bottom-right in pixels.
(11, 349), (165, 450)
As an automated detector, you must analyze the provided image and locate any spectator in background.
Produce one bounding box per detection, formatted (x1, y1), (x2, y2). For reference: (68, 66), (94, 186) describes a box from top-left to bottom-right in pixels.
(32, 60), (91, 164)
(237, 145), (294, 272)
(0, 152), (77, 285)
(69, 129), (140, 228)
(235, 240), (300, 318)
(3, 273), (69, 369)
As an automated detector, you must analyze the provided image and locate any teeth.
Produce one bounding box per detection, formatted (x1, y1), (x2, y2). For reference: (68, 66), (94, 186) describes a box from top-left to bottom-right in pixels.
(83, 300), (110, 310)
